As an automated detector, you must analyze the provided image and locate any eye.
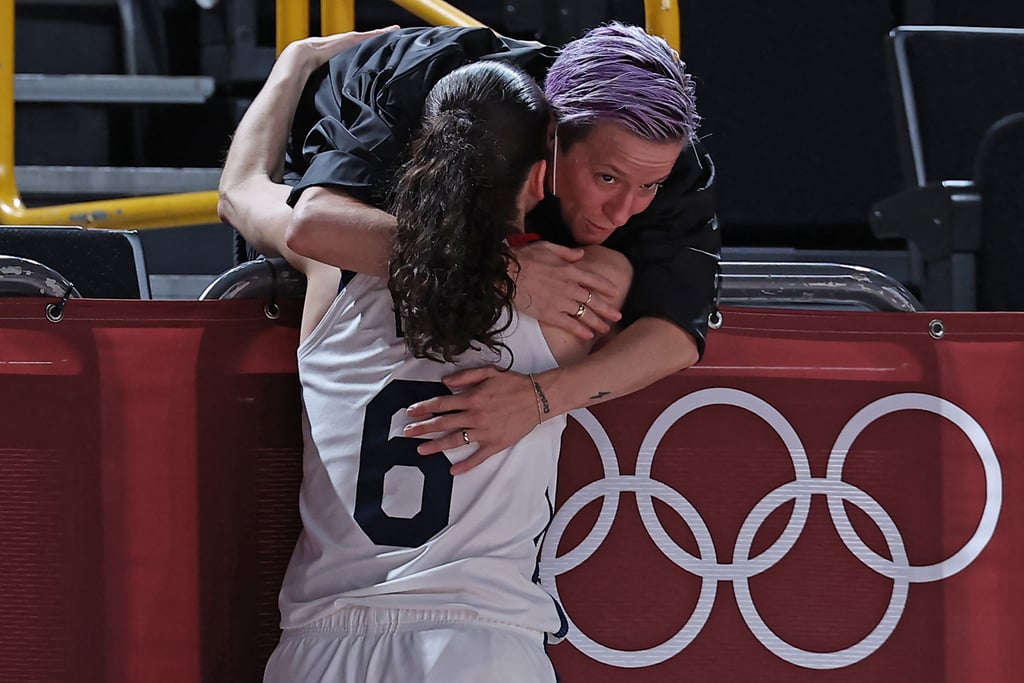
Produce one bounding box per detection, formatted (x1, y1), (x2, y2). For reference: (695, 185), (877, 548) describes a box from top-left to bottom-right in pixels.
(641, 181), (664, 192)
(599, 174), (616, 184)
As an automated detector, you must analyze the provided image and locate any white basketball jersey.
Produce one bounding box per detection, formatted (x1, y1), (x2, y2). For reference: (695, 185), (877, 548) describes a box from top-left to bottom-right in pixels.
(279, 273), (567, 637)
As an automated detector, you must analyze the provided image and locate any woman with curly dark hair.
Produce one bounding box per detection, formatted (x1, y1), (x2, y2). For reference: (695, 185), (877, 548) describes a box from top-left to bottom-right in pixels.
(387, 59), (551, 363)
(224, 33), (631, 682)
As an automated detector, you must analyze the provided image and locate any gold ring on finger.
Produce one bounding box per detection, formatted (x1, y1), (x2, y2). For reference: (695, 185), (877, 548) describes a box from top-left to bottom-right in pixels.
(573, 303), (587, 320)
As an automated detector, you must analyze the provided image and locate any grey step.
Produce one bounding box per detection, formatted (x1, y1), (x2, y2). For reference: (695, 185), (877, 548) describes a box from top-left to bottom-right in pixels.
(14, 74), (215, 104)
(149, 274), (219, 300)
(16, 165), (221, 196)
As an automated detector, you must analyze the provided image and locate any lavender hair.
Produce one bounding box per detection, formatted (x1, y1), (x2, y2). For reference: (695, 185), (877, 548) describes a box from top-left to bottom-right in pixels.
(544, 22), (700, 148)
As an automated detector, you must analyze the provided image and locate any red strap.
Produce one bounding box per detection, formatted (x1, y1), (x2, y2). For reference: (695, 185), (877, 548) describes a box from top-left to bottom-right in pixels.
(507, 232), (541, 247)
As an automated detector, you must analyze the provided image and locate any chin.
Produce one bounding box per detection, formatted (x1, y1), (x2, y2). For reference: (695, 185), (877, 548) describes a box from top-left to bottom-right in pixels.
(571, 224), (610, 246)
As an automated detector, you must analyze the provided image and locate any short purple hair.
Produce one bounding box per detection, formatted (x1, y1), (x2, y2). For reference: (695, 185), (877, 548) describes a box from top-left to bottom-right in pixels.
(544, 22), (699, 147)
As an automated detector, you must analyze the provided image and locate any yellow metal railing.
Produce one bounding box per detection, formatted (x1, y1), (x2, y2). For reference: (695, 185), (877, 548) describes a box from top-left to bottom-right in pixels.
(644, 0), (680, 53)
(0, 0), (218, 229)
(275, 0), (486, 50)
(0, 0), (679, 231)
(276, 0), (680, 51)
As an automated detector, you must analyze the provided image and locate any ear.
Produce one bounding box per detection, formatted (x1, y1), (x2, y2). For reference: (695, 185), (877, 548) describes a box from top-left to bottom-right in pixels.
(526, 159), (547, 205)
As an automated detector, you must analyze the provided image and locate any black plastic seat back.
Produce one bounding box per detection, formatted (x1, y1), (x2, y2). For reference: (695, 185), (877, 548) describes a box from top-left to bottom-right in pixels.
(889, 26), (1024, 188)
(975, 112), (1024, 311)
(0, 226), (150, 298)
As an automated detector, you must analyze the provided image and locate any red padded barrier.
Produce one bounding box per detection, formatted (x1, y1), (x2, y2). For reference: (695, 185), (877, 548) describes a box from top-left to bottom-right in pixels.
(0, 299), (1022, 682)
(0, 299), (303, 683)
(546, 308), (1024, 682)
(0, 311), (104, 683)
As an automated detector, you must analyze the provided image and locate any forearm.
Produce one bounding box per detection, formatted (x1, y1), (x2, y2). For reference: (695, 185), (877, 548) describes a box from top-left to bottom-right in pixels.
(405, 316), (699, 470)
(536, 316), (699, 418)
(217, 46), (321, 257)
(218, 28), (400, 259)
(286, 185), (397, 276)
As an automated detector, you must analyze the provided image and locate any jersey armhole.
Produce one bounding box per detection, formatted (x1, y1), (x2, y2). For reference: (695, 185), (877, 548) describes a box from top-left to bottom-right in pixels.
(298, 271), (369, 359)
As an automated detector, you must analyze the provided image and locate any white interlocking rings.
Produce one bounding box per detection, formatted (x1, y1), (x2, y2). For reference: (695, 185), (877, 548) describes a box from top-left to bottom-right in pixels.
(539, 388), (1002, 670)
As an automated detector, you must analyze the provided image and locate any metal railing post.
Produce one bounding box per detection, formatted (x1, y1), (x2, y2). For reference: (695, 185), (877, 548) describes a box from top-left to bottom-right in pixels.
(644, 0), (680, 51)
(389, 0), (484, 27)
(321, 0), (355, 36)
(0, 0), (26, 220)
(276, 0), (310, 55)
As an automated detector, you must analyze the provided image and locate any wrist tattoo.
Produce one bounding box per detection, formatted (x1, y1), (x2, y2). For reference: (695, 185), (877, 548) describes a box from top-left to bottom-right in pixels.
(589, 391), (611, 401)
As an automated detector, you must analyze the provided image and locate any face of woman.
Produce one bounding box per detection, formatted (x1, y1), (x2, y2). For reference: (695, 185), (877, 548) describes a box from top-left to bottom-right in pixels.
(552, 121), (684, 245)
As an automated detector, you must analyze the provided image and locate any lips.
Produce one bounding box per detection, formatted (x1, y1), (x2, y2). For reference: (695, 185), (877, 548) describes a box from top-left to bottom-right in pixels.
(585, 219), (615, 234)
(570, 217), (616, 245)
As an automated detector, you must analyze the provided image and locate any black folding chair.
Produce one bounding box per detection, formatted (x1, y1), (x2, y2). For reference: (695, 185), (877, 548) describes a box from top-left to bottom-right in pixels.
(871, 25), (1024, 310)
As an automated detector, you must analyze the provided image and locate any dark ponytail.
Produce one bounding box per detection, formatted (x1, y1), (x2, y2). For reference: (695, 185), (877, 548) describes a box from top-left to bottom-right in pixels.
(388, 61), (550, 362)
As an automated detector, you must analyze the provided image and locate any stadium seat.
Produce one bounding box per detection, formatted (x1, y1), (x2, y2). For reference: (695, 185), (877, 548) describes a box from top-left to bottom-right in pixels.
(871, 26), (1024, 310)
(975, 112), (1024, 311)
(0, 225), (151, 298)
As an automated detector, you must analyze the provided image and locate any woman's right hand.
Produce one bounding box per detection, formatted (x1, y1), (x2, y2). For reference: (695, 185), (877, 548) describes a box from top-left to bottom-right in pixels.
(512, 240), (623, 339)
(281, 25), (401, 72)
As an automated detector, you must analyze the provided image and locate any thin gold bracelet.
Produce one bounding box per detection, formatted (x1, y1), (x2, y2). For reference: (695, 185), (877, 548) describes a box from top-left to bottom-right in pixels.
(528, 372), (550, 425)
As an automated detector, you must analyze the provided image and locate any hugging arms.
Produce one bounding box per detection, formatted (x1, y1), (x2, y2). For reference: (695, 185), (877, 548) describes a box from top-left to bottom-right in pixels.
(218, 24), (720, 473)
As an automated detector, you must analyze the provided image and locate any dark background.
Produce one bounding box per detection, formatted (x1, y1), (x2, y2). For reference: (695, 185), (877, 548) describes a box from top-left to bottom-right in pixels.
(12, 0), (1024, 286)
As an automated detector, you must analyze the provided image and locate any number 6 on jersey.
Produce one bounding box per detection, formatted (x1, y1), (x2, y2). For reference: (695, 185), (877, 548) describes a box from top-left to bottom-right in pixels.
(354, 379), (455, 547)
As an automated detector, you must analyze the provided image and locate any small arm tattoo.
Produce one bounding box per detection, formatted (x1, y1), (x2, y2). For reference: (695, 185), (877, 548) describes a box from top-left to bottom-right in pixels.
(589, 391), (611, 401)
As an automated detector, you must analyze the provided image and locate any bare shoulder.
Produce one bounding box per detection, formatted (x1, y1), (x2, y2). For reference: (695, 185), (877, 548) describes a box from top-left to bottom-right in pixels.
(578, 245), (632, 289)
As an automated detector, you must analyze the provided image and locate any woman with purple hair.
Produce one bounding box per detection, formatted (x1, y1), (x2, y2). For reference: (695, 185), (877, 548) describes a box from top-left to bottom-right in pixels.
(219, 20), (719, 476)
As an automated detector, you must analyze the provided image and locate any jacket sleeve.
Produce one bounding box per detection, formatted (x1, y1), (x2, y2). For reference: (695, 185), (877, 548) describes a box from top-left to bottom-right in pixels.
(284, 26), (554, 208)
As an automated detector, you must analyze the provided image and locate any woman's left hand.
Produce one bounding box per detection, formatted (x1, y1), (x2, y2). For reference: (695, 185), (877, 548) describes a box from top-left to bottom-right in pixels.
(403, 367), (541, 475)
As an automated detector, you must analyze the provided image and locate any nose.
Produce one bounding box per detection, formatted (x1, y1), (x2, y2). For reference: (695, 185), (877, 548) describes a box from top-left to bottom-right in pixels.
(602, 189), (636, 228)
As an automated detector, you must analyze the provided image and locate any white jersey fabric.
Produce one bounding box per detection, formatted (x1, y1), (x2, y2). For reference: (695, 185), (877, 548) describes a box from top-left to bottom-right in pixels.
(278, 272), (568, 638)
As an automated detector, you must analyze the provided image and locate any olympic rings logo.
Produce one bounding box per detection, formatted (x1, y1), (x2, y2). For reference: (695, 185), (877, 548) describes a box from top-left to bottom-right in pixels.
(538, 388), (1002, 670)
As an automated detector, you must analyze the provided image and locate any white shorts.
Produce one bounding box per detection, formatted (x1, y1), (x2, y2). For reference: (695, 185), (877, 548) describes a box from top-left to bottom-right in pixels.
(262, 606), (558, 683)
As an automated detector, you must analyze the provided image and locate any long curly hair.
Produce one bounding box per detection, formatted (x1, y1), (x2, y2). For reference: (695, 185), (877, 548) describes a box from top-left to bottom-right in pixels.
(388, 61), (551, 362)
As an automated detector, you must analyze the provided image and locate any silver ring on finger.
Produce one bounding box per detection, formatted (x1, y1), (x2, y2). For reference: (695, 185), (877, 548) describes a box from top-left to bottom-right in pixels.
(461, 429), (471, 445)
